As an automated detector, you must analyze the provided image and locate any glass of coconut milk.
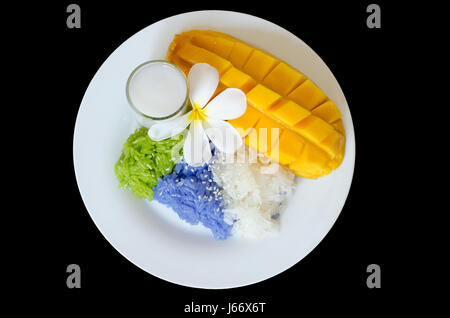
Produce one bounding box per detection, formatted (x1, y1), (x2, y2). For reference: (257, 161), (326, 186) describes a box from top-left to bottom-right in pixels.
(126, 60), (189, 128)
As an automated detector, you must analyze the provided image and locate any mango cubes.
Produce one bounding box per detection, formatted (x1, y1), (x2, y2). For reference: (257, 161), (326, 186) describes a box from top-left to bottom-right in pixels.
(167, 30), (346, 178)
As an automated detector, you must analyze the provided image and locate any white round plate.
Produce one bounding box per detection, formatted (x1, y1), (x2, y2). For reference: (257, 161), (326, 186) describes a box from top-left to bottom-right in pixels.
(73, 10), (355, 289)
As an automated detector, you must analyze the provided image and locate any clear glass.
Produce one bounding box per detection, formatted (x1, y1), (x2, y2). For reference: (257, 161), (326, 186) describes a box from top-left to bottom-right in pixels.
(126, 60), (189, 128)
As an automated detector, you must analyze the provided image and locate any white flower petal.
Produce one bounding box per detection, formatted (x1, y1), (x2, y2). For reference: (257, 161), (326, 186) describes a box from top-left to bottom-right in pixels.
(188, 63), (219, 108)
(203, 88), (247, 120)
(204, 118), (243, 154)
(148, 112), (191, 141)
(183, 120), (212, 166)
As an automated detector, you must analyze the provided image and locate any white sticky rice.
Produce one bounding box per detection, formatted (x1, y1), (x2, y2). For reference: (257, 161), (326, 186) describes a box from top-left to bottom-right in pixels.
(212, 146), (296, 239)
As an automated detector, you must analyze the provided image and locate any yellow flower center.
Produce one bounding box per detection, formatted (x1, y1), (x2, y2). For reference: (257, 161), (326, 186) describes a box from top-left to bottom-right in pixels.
(188, 103), (208, 122)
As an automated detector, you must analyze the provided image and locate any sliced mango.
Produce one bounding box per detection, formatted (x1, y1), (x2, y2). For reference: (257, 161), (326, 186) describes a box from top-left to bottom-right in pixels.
(211, 82), (227, 99)
(312, 100), (342, 123)
(294, 116), (335, 144)
(166, 30), (346, 178)
(270, 99), (310, 127)
(221, 67), (257, 94)
(177, 43), (231, 75)
(228, 105), (262, 137)
(290, 143), (332, 179)
(245, 115), (283, 154)
(169, 54), (191, 76)
(191, 35), (216, 54)
(246, 84), (281, 111)
(320, 130), (345, 159)
(332, 119), (345, 136)
(262, 63), (306, 96)
(229, 41), (254, 69)
(288, 79), (328, 110)
(269, 129), (305, 165)
(192, 35), (234, 59)
(328, 146), (345, 170)
(243, 50), (279, 82)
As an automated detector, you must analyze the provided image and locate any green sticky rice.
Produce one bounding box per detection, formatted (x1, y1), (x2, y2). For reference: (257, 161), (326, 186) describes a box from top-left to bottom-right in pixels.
(114, 127), (185, 201)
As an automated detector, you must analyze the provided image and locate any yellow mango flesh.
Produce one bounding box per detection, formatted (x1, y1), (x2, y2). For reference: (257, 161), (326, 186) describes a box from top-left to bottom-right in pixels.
(192, 35), (234, 59)
(288, 80), (328, 110)
(269, 129), (305, 165)
(332, 119), (345, 136)
(320, 130), (345, 159)
(211, 82), (227, 99)
(290, 143), (332, 179)
(312, 100), (342, 123)
(176, 42), (231, 75)
(243, 50), (279, 82)
(227, 104), (262, 137)
(167, 30), (346, 178)
(270, 99), (310, 127)
(229, 42), (254, 69)
(262, 62), (306, 96)
(245, 116), (284, 154)
(221, 67), (257, 94)
(294, 115), (335, 144)
(246, 84), (281, 111)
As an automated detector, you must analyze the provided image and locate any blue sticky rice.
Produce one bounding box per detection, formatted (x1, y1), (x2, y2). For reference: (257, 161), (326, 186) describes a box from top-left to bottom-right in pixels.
(153, 160), (232, 240)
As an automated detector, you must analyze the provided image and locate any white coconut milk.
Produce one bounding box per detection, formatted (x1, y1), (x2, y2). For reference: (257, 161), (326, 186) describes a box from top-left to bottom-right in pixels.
(128, 61), (187, 118)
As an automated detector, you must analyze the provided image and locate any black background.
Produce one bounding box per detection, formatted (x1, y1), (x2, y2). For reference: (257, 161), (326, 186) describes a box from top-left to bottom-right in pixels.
(21, 0), (427, 314)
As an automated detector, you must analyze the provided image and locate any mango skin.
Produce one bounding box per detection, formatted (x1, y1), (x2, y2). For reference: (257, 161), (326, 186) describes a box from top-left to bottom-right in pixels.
(167, 30), (346, 178)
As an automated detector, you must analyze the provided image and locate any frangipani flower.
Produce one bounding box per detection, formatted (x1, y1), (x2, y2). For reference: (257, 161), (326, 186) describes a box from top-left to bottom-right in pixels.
(149, 63), (247, 166)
